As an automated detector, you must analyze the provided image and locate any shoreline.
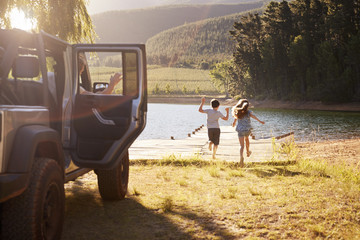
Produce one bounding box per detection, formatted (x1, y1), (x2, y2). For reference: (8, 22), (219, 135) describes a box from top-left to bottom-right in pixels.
(297, 138), (360, 167)
(149, 96), (360, 112)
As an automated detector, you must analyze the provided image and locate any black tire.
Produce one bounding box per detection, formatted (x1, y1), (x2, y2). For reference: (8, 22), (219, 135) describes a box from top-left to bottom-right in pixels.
(97, 151), (129, 201)
(1, 158), (65, 240)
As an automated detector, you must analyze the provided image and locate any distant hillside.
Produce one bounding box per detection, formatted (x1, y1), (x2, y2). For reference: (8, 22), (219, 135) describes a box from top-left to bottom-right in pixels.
(91, 2), (264, 43)
(163, 0), (264, 3)
(146, 9), (261, 66)
(89, 0), (268, 14)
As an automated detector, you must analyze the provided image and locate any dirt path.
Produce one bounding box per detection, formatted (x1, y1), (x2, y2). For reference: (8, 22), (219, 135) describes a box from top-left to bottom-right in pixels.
(298, 138), (360, 167)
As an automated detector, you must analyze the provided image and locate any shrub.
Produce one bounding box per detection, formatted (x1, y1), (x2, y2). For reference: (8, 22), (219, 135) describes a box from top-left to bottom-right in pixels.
(153, 83), (160, 94)
(165, 83), (171, 94)
(182, 85), (187, 94)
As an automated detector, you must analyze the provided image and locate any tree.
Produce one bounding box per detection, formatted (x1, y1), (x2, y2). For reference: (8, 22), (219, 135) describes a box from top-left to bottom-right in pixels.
(230, 13), (263, 97)
(324, 0), (358, 45)
(262, 1), (294, 99)
(345, 32), (360, 100)
(153, 83), (160, 94)
(289, 35), (310, 99)
(289, 0), (327, 98)
(165, 83), (171, 94)
(314, 41), (348, 102)
(229, 0), (359, 102)
(182, 85), (187, 94)
(209, 60), (237, 98)
(0, 0), (96, 43)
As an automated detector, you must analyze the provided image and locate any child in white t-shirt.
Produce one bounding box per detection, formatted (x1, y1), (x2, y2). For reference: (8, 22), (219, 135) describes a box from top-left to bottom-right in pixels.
(199, 97), (229, 159)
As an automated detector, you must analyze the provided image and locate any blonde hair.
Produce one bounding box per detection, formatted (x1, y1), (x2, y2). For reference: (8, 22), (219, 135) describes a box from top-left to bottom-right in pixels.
(232, 99), (249, 119)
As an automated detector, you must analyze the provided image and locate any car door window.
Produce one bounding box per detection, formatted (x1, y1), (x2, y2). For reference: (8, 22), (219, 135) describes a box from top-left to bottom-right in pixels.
(78, 51), (138, 95)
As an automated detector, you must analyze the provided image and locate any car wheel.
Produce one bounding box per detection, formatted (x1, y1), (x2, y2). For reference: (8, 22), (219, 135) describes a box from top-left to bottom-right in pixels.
(1, 158), (65, 240)
(97, 151), (129, 200)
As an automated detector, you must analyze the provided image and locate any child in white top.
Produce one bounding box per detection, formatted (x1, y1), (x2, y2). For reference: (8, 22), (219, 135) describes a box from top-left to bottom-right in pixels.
(199, 97), (229, 159)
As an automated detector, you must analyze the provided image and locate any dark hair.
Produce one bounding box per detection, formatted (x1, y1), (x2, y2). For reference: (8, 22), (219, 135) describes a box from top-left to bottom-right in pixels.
(210, 99), (220, 108)
(232, 99), (249, 119)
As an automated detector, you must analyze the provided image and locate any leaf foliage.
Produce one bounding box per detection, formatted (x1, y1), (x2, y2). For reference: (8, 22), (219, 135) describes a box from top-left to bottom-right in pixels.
(0, 0), (96, 43)
(229, 0), (360, 102)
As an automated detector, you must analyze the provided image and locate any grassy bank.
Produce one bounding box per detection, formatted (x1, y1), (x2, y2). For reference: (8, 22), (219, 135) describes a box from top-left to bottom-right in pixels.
(63, 150), (360, 239)
(148, 96), (360, 112)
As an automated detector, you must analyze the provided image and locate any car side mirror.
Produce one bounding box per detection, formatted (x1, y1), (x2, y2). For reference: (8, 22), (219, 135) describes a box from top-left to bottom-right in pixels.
(93, 82), (109, 93)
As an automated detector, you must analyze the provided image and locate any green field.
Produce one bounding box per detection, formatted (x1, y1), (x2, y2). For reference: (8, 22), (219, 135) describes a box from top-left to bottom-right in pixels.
(148, 66), (220, 95)
(89, 66), (221, 95)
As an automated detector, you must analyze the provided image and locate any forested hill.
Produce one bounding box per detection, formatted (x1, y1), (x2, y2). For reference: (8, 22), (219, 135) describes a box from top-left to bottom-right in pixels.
(91, 2), (264, 43)
(162, 0), (264, 4)
(146, 11), (260, 66)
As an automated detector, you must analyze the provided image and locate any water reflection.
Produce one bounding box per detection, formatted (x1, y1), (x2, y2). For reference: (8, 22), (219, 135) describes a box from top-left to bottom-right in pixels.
(138, 104), (360, 142)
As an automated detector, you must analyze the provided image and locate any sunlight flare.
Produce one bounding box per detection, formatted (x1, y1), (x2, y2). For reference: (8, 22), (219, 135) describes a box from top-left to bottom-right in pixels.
(9, 8), (37, 31)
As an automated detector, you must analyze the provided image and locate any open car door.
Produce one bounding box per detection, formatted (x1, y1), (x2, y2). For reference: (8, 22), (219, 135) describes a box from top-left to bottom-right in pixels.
(70, 44), (147, 169)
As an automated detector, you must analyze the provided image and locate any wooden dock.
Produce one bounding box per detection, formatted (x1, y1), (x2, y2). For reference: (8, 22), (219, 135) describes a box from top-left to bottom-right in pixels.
(129, 126), (293, 163)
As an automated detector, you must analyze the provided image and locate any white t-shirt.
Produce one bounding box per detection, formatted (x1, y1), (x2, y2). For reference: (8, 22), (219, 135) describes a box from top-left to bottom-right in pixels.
(203, 109), (225, 128)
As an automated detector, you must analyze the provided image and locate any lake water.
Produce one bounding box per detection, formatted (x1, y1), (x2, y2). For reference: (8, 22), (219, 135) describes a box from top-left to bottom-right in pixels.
(138, 103), (360, 142)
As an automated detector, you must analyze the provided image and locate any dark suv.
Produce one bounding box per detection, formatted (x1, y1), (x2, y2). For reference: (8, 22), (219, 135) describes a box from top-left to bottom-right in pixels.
(0, 29), (147, 239)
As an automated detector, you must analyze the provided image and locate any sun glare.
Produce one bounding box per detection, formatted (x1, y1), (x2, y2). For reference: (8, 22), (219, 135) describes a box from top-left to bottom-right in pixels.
(9, 8), (37, 31)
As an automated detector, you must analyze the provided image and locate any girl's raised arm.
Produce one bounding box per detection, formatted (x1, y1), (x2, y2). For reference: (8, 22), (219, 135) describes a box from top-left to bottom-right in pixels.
(250, 112), (265, 125)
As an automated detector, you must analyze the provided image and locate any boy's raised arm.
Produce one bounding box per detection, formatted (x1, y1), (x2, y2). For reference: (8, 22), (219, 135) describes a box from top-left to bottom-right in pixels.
(221, 107), (230, 120)
(198, 97), (206, 113)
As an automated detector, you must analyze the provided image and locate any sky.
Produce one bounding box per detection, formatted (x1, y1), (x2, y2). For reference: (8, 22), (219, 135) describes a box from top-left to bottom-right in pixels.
(87, 0), (168, 15)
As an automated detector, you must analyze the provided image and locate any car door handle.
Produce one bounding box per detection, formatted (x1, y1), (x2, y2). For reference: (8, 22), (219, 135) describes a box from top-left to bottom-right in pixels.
(92, 108), (116, 126)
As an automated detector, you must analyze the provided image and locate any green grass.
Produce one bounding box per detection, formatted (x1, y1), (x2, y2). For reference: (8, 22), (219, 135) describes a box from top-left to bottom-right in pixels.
(63, 152), (360, 239)
(160, 196), (174, 213)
